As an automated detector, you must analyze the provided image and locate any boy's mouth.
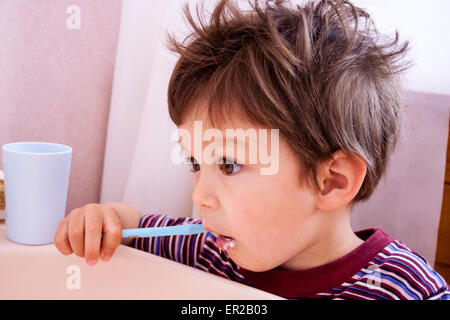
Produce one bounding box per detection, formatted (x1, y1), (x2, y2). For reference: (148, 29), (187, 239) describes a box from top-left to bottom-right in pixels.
(216, 234), (236, 252)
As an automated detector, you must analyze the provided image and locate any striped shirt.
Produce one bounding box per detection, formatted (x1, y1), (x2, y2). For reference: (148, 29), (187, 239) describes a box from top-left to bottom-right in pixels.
(131, 213), (450, 300)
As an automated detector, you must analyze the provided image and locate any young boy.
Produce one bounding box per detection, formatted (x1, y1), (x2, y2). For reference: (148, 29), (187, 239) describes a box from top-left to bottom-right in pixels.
(54, 0), (450, 299)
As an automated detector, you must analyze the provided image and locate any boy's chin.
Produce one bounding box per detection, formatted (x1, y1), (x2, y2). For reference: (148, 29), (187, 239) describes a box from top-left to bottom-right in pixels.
(233, 256), (277, 273)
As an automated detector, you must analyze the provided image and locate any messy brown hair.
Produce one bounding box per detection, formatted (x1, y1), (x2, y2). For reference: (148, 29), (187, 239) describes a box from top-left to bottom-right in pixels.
(167, 0), (410, 203)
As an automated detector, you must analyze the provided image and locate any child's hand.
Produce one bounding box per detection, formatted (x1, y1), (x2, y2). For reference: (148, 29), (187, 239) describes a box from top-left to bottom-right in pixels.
(54, 203), (123, 266)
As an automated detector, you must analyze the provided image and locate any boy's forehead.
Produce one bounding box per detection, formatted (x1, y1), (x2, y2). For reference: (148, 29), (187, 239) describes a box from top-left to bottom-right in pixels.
(176, 100), (274, 150)
(179, 98), (263, 131)
(177, 119), (260, 148)
(176, 119), (280, 162)
(178, 117), (259, 132)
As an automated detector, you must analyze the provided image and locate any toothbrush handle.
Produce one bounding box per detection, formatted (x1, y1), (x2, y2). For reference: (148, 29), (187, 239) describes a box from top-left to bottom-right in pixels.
(101, 224), (207, 239)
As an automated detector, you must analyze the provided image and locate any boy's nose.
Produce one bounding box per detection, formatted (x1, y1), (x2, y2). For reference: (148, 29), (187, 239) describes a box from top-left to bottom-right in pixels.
(192, 177), (219, 211)
(192, 189), (218, 211)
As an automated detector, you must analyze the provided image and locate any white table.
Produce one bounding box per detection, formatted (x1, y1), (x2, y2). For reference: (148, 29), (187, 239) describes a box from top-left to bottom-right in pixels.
(0, 221), (281, 299)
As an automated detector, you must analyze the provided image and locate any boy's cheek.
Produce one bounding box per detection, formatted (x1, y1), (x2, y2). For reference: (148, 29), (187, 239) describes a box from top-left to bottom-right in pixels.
(234, 218), (271, 248)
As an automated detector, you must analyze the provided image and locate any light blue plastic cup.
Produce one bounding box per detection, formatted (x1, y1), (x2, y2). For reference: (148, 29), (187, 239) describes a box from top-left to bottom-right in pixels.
(2, 142), (72, 245)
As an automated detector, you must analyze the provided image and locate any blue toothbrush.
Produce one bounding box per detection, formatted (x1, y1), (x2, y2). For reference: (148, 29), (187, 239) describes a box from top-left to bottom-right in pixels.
(101, 224), (207, 239)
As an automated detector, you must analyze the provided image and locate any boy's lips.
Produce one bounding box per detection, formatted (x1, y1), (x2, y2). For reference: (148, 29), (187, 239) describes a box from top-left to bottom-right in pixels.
(204, 226), (236, 252)
(216, 234), (236, 252)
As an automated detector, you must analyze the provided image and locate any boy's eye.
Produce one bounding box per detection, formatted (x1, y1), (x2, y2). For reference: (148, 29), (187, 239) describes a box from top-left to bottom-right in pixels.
(188, 157), (200, 173)
(219, 157), (242, 175)
(187, 157), (242, 175)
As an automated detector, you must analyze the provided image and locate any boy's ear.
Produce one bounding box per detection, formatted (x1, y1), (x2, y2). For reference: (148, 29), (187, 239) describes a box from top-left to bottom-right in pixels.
(315, 150), (367, 212)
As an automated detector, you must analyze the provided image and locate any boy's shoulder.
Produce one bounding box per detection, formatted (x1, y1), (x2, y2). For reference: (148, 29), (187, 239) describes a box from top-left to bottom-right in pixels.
(352, 238), (449, 300)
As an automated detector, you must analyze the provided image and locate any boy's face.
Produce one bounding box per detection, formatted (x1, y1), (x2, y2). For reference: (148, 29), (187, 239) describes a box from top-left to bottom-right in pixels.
(177, 107), (320, 272)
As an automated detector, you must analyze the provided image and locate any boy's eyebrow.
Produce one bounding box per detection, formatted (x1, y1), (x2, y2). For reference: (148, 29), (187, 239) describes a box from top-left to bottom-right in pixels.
(178, 135), (250, 147)
(177, 134), (250, 155)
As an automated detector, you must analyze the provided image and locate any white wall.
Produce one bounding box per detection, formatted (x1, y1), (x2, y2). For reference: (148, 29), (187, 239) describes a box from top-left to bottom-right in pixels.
(354, 0), (450, 96)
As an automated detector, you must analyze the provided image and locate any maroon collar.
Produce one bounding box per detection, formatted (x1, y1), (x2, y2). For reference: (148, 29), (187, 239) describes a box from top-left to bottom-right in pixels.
(238, 228), (394, 298)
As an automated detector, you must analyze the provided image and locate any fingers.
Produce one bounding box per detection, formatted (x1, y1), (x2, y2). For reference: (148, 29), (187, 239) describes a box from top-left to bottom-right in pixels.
(54, 204), (122, 266)
(100, 206), (122, 262)
(54, 217), (73, 255)
(67, 210), (85, 258)
(84, 205), (103, 266)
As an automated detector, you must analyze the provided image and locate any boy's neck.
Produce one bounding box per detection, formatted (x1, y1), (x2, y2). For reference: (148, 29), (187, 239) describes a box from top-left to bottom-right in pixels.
(281, 206), (364, 271)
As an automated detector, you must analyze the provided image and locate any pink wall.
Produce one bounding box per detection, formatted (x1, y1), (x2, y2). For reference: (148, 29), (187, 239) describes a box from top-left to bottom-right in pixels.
(0, 1), (122, 214)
